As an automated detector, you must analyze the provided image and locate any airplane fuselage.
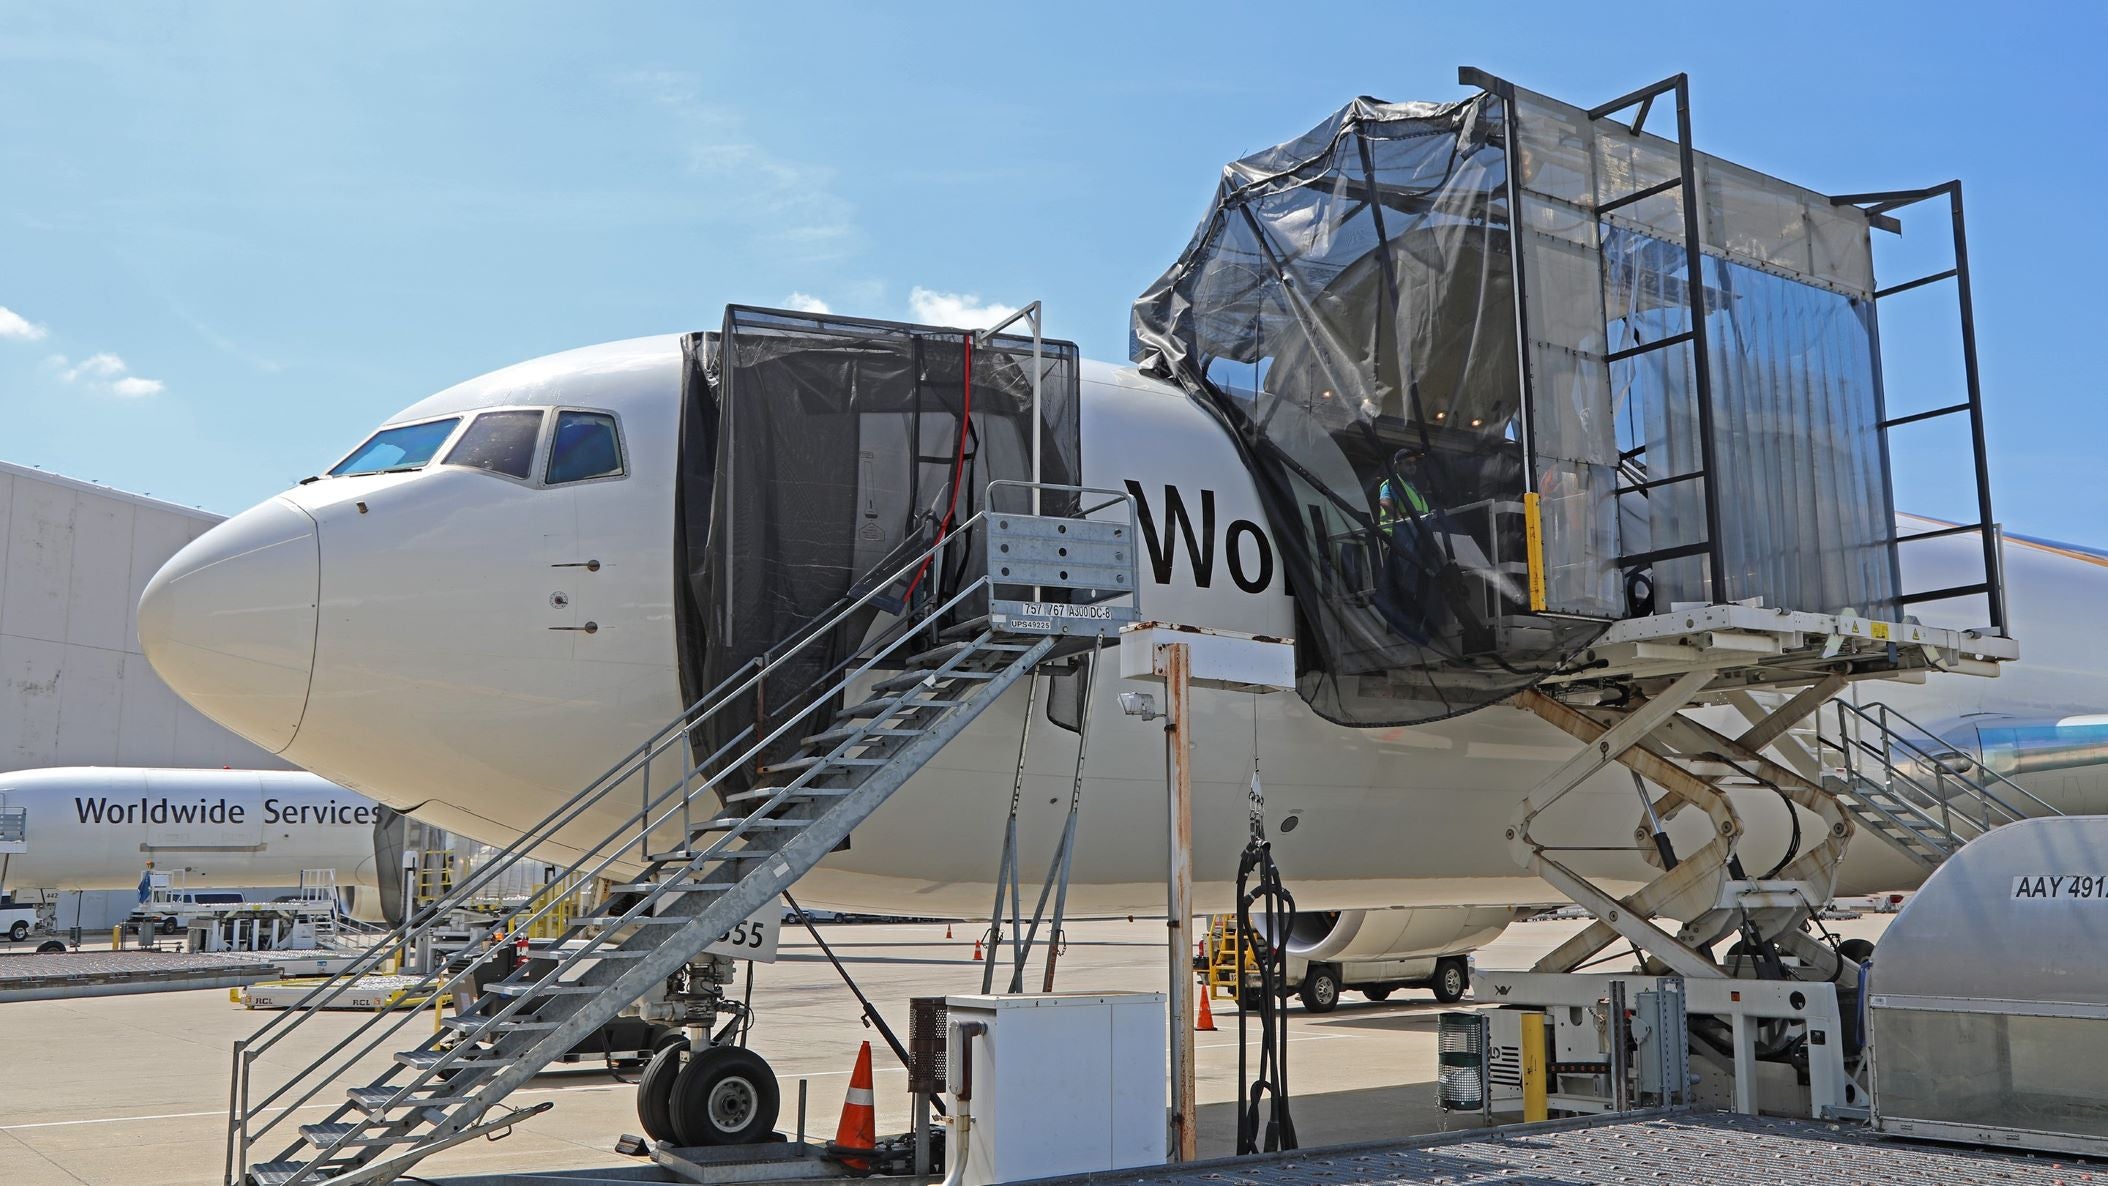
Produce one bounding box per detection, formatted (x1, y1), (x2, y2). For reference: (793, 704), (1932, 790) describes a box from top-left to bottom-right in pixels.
(138, 338), (2108, 916)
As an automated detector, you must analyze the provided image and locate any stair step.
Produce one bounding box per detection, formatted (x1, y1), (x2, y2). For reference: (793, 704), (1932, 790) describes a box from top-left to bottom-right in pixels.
(481, 980), (600, 998)
(395, 1048), (490, 1069)
(695, 815), (803, 831)
(610, 879), (734, 892)
(837, 695), (964, 718)
(349, 1085), (476, 1112)
(253, 1159), (354, 1186)
(760, 754), (887, 773)
(726, 786), (852, 805)
(874, 669), (996, 694)
(574, 914), (693, 926)
(800, 724), (922, 747)
(647, 848), (769, 863)
(297, 1120), (411, 1148)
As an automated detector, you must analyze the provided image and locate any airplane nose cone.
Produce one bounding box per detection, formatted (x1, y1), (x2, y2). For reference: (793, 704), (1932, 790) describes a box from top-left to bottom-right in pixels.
(139, 497), (319, 753)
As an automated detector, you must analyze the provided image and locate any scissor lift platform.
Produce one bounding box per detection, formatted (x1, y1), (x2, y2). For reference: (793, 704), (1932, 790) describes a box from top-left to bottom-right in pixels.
(1011, 1112), (2092, 1186)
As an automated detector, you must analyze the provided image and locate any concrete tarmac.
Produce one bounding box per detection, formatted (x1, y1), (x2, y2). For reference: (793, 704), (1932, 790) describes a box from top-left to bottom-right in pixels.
(0, 913), (1895, 1186)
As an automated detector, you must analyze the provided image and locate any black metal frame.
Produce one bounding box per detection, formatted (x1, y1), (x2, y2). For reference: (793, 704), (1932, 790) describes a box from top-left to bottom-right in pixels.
(1464, 66), (2005, 634)
(1463, 67), (1728, 603)
(1830, 182), (2006, 634)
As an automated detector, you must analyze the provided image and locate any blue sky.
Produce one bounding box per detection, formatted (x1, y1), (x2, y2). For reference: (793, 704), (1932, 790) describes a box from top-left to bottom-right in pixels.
(1, 4), (2102, 539)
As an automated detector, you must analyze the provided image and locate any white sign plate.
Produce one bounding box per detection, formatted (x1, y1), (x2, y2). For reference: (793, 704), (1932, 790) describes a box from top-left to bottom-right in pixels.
(2010, 874), (2108, 902)
(702, 906), (782, 962)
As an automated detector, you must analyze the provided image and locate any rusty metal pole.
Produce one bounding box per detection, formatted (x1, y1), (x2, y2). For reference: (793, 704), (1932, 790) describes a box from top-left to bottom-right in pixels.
(1162, 641), (1197, 1162)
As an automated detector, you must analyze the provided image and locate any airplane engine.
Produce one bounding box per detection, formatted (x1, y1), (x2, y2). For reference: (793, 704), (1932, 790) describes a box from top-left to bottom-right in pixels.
(1255, 904), (1519, 964)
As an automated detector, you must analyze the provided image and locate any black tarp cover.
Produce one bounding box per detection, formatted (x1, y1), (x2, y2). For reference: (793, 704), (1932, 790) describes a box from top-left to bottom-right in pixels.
(1132, 96), (1603, 727)
(691, 307), (1080, 780)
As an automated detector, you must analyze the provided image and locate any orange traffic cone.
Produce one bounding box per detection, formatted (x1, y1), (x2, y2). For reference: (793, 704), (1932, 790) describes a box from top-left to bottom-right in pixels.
(1196, 988), (1219, 1032)
(834, 1041), (876, 1170)
(971, 936), (983, 961)
(945, 923), (953, 940)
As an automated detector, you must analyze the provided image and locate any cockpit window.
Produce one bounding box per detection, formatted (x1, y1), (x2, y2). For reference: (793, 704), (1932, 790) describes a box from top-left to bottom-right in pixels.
(443, 409), (543, 479)
(329, 418), (461, 477)
(547, 411), (624, 484)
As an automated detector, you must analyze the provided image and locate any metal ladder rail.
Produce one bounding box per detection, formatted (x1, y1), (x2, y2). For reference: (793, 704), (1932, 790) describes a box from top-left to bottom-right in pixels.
(245, 479), (1141, 1184)
(297, 633), (1059, 1186)
(255, 581), (1010, 1179)
(1832, 182), (2005, 635)
(1582, 73), (1729, 593)
(233, 511), (1010, 1176)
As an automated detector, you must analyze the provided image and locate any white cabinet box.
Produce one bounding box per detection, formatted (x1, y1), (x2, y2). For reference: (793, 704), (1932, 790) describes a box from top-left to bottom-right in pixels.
(945, 992), (1166, 1186)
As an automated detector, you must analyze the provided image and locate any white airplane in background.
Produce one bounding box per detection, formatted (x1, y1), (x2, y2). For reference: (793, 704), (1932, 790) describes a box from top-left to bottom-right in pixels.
(132, 336), (2108, 959)
(0, 767), (394, 914)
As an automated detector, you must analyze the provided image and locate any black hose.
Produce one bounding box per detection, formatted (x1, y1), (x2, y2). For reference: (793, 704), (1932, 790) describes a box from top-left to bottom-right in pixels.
(1234, 838), (1298, 1155)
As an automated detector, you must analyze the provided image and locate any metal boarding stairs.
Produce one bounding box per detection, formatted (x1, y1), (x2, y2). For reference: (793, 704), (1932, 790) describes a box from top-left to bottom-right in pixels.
(1816, 698), (2060, 870)
(225, 481), (1140, 1186)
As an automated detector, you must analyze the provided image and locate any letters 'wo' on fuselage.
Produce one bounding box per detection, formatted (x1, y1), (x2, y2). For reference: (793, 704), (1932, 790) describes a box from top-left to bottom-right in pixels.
(135, 338), (2108, 916)
(0, 767), (389, 895)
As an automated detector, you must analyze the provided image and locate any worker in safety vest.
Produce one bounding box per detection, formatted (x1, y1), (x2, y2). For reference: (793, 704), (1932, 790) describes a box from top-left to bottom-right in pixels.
(1371, 449), (1439, 643)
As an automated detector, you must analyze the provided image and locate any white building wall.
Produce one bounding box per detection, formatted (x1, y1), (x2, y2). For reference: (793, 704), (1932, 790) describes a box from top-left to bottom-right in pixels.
(0, 463), (290, 931)
(0, 461), (288, 774)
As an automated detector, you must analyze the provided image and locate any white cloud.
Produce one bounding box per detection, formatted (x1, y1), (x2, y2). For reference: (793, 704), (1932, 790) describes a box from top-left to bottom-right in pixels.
(908, 287), (1018, 330)
(781, 292), (831, 315)
(48, 351), (165, 398)
(63, 352), (127, 382)
(0, 305), (48, 341)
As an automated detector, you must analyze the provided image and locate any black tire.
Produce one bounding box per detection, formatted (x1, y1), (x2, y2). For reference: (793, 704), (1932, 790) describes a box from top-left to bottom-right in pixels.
(1299, 966), (1341, 1014)
(35, 939), (65, 954)
(159, 916), (180, 936)
(7, 921), (27, 942)
(1431, 957), (1469, 1003)
(1837, 938), (1876, 965)
(1238, 988), (1266, 1012)
(1362, 985), (1393, 1002)
(637, 1042), (688, 1144)
(669, 1045), (780, 1146)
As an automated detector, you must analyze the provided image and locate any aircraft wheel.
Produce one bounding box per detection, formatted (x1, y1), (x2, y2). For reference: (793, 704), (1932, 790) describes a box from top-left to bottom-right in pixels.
(670, 1045), (779, 1146)
(1362, 985), (1392, 1002)
(1432, 958), (1469, 1004)
(1837, 938), (1875, 965)
(1300, 966), (1341, 1014)
(636, 1042), (688, 1144)
(7, 921), (27, 942)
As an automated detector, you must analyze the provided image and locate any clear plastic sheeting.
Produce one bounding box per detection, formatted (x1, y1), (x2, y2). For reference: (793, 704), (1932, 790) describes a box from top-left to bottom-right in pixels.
(1874, 1009), (2108, 1145)
(1132, 95), (1601, 726)
(1507, 83), (1896, 616)
(690, 307), (1081, 774)
(1132, 77), (1904, 726)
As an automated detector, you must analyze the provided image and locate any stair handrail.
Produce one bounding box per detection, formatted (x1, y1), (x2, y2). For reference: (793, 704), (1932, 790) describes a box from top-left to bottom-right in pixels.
(238, 481), (1011, 1053)
(232, 480), (1133, 1182)
(269, 573), (1008, 1168)
(235, 519), (998, 1169)
(1832, 698), (2059, 823)
(1824, 703), (1973, 846)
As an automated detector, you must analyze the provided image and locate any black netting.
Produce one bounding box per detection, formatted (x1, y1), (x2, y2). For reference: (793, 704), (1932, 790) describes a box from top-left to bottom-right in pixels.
(691, 307), (1080, 782)
(1132, 96), (1604, 727)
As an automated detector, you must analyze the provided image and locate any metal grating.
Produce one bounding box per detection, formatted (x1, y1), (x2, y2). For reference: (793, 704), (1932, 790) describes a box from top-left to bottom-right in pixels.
(907, 995), (948, 1095)
(1006, 1112), (2091, 1186)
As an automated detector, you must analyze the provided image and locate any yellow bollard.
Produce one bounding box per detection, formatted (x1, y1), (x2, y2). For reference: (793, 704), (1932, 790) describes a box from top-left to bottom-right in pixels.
(111, 925), (122, 949)
(1520, 1011), (1549, 1123)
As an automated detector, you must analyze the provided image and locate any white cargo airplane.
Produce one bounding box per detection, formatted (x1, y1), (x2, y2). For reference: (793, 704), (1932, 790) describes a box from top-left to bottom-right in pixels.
(133, 337), (2108, 956)
(0, 766), (392, 909)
